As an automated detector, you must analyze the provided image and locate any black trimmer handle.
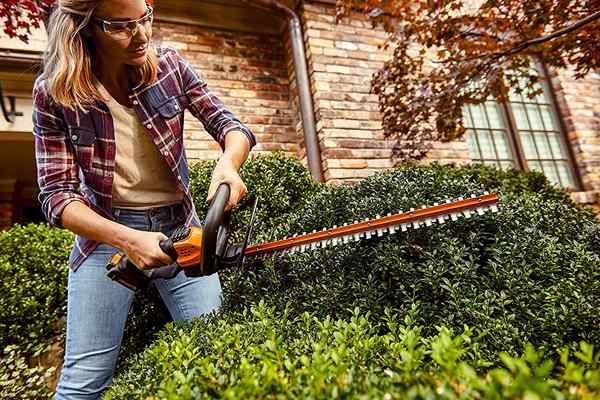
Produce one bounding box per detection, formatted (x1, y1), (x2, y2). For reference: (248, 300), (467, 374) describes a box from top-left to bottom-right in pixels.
(159, 238), (178, 260)
(185, 182), (231, 277)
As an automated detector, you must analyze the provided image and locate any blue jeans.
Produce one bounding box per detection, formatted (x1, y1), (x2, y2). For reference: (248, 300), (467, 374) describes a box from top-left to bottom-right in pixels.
(54, 203), (222, 399)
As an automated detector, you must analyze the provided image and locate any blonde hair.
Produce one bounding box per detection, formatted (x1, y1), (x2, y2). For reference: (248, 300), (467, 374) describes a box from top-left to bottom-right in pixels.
(42, 0), (157, 111)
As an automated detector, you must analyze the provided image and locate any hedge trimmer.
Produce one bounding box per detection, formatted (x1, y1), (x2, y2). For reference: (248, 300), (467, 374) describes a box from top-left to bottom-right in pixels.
(106, 183), (500, 290)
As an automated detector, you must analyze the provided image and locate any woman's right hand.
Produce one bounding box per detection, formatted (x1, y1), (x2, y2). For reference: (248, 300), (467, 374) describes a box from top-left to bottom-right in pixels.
(120, 229), (174, 270)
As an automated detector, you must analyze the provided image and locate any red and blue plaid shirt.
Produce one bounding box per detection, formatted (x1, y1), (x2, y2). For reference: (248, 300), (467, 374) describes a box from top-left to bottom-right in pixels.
(32, 46), (256, 271)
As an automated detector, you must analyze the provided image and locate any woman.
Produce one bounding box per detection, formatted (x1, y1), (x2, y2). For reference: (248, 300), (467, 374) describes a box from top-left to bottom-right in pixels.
(32, 0), (256, 398)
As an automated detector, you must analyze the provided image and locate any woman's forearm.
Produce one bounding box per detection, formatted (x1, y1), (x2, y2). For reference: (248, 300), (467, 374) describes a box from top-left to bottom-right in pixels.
(220, 130), (251, 170)
(61, 200), (135, 250)
(61, 131), (250, 249)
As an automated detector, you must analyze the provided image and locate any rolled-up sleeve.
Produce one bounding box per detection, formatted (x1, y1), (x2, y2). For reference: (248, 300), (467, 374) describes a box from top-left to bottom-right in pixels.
(175, 52), (257, 151)
(32, 80), (91, 228)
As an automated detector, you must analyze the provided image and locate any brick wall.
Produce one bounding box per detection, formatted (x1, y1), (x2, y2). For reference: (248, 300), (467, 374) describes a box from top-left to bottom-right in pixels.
(153, 3), (598, 208)
(298, 1), (598, 207)
(153, 21), (297, 162)
(0, 203), (12, 231)
(298, 1), (471, 185)
(551, 68), (600, 193)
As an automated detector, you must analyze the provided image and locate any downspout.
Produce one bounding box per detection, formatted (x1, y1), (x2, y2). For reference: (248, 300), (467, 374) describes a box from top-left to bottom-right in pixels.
(241, 0), (324, 183)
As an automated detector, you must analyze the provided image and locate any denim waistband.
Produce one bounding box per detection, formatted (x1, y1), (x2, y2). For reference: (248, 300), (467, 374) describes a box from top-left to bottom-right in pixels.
(112, 202), (185, 221)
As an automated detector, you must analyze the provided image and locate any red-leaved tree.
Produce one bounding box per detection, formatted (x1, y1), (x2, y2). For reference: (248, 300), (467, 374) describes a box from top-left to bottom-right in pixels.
(336, 0), (600, 161)
(0, 0), (54, 43)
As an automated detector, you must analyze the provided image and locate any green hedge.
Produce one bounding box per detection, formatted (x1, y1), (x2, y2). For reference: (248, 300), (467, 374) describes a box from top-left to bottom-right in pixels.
(105, 302), (600, 399)
(0, 223), (72, 399)
(108, 159), (600, 397)
(219, 163), (600, 358)
(0, 223), (72, 350)
(0, 345), (55, 400)
(3, 154), (599, 398)
(0, 153), (319, 397)
(118, 152), (320, 364)
(189, 151), (321, 244)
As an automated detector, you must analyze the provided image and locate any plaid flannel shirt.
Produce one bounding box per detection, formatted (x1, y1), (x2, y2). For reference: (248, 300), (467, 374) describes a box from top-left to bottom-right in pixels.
(32, 46), (256, 271)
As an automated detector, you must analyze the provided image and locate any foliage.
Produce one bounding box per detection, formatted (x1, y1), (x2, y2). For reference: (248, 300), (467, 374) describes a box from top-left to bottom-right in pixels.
(0, 0), (52, 42)
(106, 302), (600, 399)
(3, 155), (598, 397)
(189, 151), (321, 244)
(220, 163), (600, 358)
(0, 223), (71, 399)
(120, 152), (320, 367)
(0, 223), (72, 349)
(0, 344), (55, 400)
(335, 0), (600, 160)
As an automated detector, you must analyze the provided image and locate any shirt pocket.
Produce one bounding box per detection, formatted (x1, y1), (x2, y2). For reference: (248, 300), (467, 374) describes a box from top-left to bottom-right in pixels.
(156, 96), (183, 119)
(156, 96), (185, 157)
(67, 125), (96, 173)
(142, 86), (185, 155)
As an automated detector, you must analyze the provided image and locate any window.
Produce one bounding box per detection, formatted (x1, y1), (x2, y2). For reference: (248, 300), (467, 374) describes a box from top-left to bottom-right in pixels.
(464, 68), (578, 189)
(464, 101), (514, 169)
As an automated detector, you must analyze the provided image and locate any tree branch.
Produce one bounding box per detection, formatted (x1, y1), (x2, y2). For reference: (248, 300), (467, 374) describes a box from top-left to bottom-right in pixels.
(443, 10), (600, 64)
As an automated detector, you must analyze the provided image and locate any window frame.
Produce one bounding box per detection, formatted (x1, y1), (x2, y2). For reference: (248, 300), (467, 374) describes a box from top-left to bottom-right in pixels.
(466, 65), (583, 191)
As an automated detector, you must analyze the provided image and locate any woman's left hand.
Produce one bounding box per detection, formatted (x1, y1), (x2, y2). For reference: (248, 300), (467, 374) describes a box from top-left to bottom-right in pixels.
(207, 157), (247, 211)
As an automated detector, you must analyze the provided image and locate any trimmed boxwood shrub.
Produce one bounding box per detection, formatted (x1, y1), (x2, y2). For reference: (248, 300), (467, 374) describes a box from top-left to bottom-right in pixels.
(118, 152), (321, 363)
(0, 153), (320, 397)
(0, 223), (72, 399)
(4, 153), (599, 397)
(218, 163), (600, 358)
(105, 302), (600, 399)
(0, 223), (72, 350)
(189, 151), (321, 244)
(0, 345), (55, 400)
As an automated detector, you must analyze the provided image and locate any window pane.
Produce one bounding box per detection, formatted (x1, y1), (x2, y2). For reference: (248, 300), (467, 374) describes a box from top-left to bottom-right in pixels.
(512, 103), (530, 130)
(557, 162), (575, 188)
(470, 104), (488, 128)
(528, 160), (541, 171)
(520, 132), (538, 159)
(540, 105), (557, 130)
(486, 102), (505, 129)
(493, 130), (511, 159)
(547, 133), (565, 158)
(542, 161), (560, 185)
(527, 104), (544, 130)
(465, 130), (479, 159)
(478, 131), (494, 156)
(534, 133), (552, 159)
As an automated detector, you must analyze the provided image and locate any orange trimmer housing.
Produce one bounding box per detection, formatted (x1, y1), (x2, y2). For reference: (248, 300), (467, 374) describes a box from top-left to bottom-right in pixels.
(106, 182), (256, 290)
(168, 226), (204, 268)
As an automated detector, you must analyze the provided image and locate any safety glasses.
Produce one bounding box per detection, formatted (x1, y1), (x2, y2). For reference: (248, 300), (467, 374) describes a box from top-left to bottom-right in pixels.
(93, 6), (154, 41)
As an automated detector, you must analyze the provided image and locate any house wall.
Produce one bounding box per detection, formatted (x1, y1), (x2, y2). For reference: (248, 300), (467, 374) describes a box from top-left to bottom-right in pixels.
(152, 21), (297, 161)
(0, 1), (598, 230)
(295, 0), (599, 207)
(295, 1), (472, 185)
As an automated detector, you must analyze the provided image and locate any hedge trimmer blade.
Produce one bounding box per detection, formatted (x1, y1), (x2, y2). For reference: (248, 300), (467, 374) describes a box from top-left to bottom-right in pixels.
(244, 192), (499, 257)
